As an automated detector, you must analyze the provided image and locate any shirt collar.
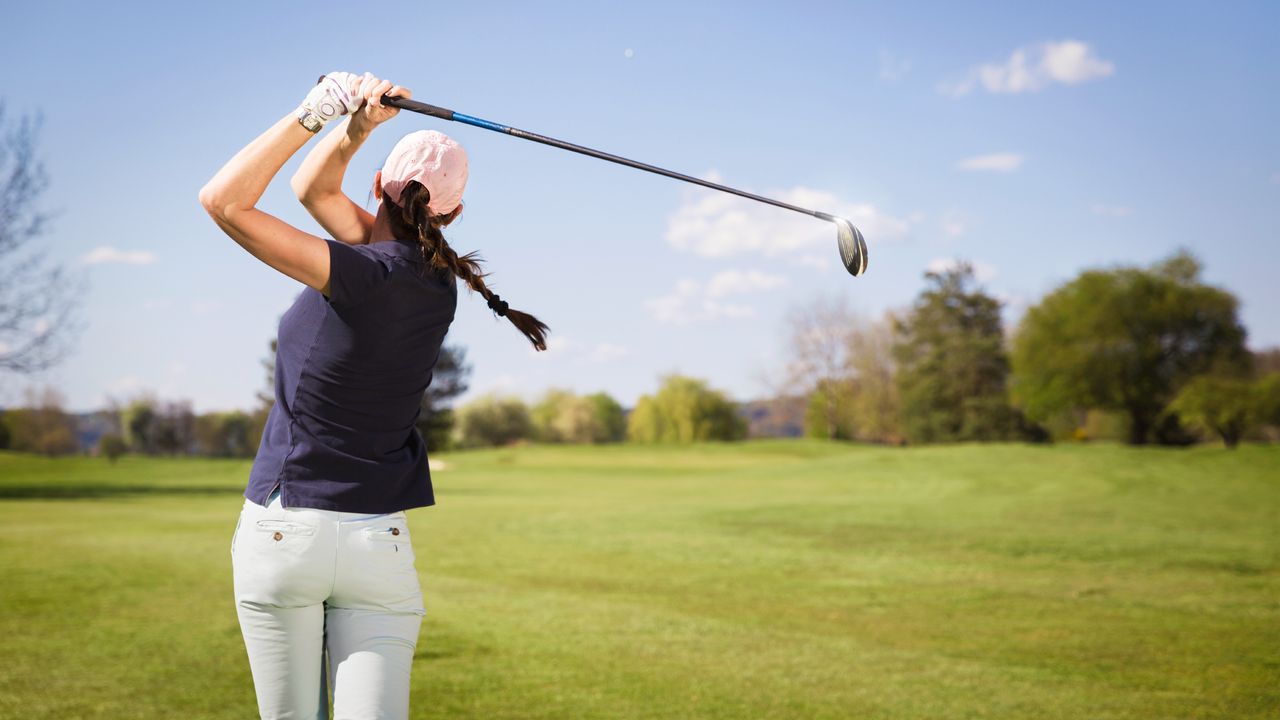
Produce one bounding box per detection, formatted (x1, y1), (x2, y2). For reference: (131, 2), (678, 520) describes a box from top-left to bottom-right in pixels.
(369, 237), (424, 264)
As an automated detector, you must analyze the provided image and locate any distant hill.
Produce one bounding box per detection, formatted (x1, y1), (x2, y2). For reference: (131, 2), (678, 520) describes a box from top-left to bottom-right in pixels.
(738, 395), (806, 438)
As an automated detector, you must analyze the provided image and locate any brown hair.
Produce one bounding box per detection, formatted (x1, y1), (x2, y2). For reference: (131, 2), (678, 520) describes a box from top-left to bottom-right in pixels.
(383, 180), (550, 351)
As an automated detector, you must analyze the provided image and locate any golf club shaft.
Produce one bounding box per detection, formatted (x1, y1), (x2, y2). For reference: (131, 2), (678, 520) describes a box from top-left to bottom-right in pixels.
(381, 96), (838, 224)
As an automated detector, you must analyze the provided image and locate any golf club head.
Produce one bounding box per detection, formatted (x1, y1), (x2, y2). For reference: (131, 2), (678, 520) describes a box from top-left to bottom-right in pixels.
(834, 217), (868, 277)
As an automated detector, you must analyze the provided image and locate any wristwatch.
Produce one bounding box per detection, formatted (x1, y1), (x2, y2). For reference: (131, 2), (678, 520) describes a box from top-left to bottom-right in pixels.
(296, 106), (324, 133)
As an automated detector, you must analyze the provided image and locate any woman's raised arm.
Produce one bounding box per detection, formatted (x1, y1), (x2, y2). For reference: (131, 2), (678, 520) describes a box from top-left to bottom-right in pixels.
(292, 77), (411, 246)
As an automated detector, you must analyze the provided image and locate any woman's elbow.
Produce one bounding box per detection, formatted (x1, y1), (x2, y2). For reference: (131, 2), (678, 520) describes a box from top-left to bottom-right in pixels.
(198, 184), (244, 222)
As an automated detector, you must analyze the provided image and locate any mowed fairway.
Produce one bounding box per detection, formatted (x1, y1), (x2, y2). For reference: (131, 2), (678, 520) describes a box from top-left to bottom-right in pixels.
(0, 441), (1277, 719)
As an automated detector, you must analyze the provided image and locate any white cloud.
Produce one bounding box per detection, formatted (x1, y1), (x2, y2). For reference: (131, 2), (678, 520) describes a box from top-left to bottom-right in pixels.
(940, 214), (967, 237)
(0, 341), (8, 354)
(32, 317), (50, 335)
(879, 50), (911, 83)
(664, 171), (910, 259)
(646, 274), (762, 325)
(956, 153), (1024, 172)
(940, 40), (1114, 96)
(705, 269), (787, 299)
(791, 254), (831, 272)
(81, 246), (158, 265)
(927, 257), (998, 282)
(583, 343), (629, 364)
(1091, 203), (1132, 217)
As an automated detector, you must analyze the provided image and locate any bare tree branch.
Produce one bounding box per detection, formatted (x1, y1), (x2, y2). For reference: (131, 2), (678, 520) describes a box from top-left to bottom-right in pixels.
(0, 100), (85, 375)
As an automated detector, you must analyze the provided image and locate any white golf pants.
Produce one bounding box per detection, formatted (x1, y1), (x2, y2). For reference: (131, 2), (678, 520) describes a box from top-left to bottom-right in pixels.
(231, 487), (426, 719)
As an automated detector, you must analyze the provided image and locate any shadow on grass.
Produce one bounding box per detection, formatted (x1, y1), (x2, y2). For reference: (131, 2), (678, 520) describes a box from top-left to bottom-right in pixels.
(0, 485), (245, 500)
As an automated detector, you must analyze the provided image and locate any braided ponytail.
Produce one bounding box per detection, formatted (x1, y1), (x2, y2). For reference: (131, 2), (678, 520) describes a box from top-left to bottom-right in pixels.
(384, 181), (550, 351)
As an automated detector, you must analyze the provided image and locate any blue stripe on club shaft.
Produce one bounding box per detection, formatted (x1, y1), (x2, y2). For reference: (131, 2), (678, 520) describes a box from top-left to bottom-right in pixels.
(451, 113), (511, 134)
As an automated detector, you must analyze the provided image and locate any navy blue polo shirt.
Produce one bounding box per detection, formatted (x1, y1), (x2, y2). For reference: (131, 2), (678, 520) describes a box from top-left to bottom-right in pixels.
(245, 235), (457, 514)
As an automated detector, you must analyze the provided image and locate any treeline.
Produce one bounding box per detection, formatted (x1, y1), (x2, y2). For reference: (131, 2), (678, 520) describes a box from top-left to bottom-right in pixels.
(787, 251), (1280, 447)
(4, 251), (1277, 458)
(454, 375), (745, 448)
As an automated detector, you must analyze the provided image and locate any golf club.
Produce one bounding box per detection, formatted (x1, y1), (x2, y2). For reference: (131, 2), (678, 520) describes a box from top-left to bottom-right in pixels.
(381, 95), (868, 277)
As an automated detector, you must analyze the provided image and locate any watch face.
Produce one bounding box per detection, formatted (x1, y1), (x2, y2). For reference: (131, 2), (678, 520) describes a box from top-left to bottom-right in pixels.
(297, 109), (323, 133)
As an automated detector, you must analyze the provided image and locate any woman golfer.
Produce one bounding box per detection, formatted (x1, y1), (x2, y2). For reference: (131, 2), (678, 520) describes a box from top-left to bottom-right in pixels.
(200, 71), (547, 719)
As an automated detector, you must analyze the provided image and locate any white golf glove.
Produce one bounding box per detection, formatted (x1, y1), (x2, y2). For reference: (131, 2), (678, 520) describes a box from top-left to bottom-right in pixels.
(296, 71), (368, 131)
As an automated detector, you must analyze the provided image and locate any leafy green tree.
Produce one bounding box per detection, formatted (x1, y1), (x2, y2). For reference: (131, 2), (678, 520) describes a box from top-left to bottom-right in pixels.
(626, 375), (746, 443)
(6, 386), (77, 456)
(455, 394), (532, 448)
(892, 262), (1014, 443)
(120, 394), (158, 454)
(804, 378), (856, 440)
(1168, 376), (1257, 448)
(530, 389), (624, 444)
(1011, 252), (1248, 444)
(531, 388), (580, 442)
(1258, 373), (1280, 428)
(98, 433), (127, 463)
(585, 392), (626, 443)
(195, 411), (253, 457)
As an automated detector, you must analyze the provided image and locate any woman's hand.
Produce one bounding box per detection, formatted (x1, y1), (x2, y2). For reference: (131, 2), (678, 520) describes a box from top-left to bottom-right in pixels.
(351, 75), (411, 129)
(297, 72), (369, 131)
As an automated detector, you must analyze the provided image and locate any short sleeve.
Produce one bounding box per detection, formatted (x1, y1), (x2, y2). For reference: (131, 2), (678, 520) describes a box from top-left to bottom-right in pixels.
(325, 239), (390, 309)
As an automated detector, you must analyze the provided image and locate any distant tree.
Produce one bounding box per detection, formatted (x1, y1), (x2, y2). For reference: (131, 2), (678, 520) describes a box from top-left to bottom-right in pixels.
(804, 378), (856, 440)
(585, 392), (626, 443)
(627, 375), (746, 443)
(118, 393), (195, 455)
(120, 394), (158, 454)
(1168, 376), (1257, 448)
(153, 398), (196, 455)
(1251, 347), (1280, 376)
(195, 410), (253, 457)
(1011, 251), (1249, 444)
(0, 410), (10, 449)
(1252, 373), (1280, 428)
(0, 103), (87, 375)
(532, 388), (591, 443)
(416, 343), (471, 452)
(98, 433), (127, 463)
(6, 386), (77, 456)
(530, 388), (623, 444)
(893, 262), (1014, 443)
(455, 394), (532, 447)
(782, 294), (854, 439)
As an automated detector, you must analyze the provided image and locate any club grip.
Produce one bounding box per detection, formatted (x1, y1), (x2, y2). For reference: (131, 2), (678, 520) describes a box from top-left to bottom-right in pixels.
(381, 95), (455, 121)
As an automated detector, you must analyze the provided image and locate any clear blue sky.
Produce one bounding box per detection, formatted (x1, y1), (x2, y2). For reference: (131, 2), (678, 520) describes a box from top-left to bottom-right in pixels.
(3, 0), (1277, 413)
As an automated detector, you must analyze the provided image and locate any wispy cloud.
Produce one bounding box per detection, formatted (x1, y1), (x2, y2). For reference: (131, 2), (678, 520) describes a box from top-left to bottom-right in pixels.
(1091, 203), (1132, 217)
(956, 153), (1024, 172)
(940, 213), (967, 238)
(583, 342), (629, 364)
(665, 171), (910, 259)
(927, 257), (998, 282)
(81, 246), (158, 265)
(879, 50), (911, 84)
(939, 39), (1114, 97)
(647, 268), (786, 325)
(705, 269), (787, 298)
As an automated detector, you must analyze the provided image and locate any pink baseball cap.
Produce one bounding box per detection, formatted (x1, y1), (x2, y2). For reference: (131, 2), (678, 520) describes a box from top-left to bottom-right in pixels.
(380, 130), (469, 216)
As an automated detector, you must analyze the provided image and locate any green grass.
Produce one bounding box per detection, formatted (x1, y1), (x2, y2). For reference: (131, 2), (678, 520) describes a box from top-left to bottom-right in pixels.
(0, 441), (1277, 719)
